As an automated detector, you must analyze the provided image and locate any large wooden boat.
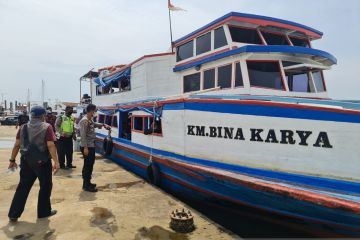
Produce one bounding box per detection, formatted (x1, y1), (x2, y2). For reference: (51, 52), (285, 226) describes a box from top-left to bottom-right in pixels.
(89, 12), (360, 237)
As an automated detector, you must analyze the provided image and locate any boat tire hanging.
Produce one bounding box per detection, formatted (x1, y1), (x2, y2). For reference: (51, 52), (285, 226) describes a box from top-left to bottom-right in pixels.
(103, 135), (113, 156)
(147, 162), (161, 186)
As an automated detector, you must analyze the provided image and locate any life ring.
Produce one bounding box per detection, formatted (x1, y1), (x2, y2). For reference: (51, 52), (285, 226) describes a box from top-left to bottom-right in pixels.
(147, 162), (160, 186)
(103, 135), (113, 156)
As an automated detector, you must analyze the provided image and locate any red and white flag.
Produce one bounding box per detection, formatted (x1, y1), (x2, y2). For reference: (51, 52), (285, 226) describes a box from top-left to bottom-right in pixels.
(168, 0), (186, 11)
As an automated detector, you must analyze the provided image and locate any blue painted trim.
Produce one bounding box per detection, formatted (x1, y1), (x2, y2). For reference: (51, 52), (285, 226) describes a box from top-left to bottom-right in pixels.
(172, 101), (360, 124)
(174, 12), (323, 44)
(96, 133), (360, 195)
(173, 45), (337, 72)
(189, 95), (360, 111)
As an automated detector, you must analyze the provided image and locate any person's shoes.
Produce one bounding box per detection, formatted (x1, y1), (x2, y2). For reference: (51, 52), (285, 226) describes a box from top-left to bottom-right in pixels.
(9, 217), (18, 223)
(38, 210), (57, 219)
(67, 165), (76, 169)
(83, 186), (98, 192)
(83, 180), (96, 189)
(60, 166), (68, 170)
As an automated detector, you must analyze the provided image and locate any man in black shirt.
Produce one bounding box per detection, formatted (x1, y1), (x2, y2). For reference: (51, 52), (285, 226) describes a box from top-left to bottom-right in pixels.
(16, 111), (29, 129)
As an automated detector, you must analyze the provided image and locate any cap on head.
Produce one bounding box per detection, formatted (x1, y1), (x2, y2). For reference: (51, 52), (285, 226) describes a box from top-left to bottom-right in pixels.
(30, 106), (46, 117)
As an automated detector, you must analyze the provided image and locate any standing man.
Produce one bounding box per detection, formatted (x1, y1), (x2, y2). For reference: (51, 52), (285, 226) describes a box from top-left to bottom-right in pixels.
(55, 106), (76, 169)
(8, 106), (60, 222)
(79, 104), (110, 192)
(45, 107), (56, 132)
(16, 110), (29, 129)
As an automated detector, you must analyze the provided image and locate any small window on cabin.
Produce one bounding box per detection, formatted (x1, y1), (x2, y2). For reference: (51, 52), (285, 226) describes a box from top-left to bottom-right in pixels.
(214, 27), (227, 49)
(105, 116), (112, 126)
(289, 37), (310, 48)
(217, 64), (232, 89)
(229, 26), (262, 44)
(112, 116), (118, 128)
(183, 73), (201, 93)
(203, 69), (215, 90)
(196, 32), (211, 55)
(261, 31), (289, 45)
(177, 40), (194, 62)
(144, 117), (162, 135)
(235, 62), (244, 87)
(286, 72), (312, 93)
(133, 117), (143, 131)
(312, 71), (325, 92)
(98, 115), (105, 124)
(247, 61), (284, 90)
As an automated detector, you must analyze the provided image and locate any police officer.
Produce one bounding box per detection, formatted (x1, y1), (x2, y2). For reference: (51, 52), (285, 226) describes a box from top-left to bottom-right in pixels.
(8, 106), (60, 222)
(79, 104), (110, 192)
(55, 106), (76, 169)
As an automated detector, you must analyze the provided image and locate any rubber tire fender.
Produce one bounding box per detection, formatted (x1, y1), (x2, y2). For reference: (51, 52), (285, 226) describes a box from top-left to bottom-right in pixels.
(103, 135), (113, 156)
(147, 162), (161, 186)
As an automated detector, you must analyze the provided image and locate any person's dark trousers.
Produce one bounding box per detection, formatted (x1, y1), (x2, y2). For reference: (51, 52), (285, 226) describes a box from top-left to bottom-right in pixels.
(57, 136), (73, 167)
(8, 157), (53, 219)
(81, 147), (95, 182)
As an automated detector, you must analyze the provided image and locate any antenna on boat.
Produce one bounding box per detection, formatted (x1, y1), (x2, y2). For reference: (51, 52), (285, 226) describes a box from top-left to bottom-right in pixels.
(167, 0), (186, 53)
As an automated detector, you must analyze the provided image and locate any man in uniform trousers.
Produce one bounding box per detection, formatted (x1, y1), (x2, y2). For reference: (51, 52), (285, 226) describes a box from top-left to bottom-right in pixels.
(55, 106), (76, 169)
(79, 104), (110, 192)
(7, 106), (60, 222)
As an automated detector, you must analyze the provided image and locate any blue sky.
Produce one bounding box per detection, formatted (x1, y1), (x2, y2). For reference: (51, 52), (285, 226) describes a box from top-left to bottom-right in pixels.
(0, 0), (359, 103)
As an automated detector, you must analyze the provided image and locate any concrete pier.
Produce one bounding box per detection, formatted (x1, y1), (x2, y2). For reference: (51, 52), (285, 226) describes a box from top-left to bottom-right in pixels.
(0, 126), (239, 240)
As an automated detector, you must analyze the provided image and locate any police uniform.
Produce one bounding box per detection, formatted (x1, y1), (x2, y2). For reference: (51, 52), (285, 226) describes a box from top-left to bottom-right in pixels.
(79, 116), (103, 192)
(55, 114), (75, 169)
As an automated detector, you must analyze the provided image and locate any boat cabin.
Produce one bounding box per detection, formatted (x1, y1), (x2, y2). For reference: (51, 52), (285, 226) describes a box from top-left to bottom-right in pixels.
(91, 12), (336, 106)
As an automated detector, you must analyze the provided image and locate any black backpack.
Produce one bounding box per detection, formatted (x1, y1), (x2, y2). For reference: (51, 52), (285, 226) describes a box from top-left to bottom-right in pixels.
(20, 124), (50, 168)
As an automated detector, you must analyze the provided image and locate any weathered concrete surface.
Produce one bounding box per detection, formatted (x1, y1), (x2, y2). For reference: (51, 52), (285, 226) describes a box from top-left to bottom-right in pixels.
(0, 126), (239, 240)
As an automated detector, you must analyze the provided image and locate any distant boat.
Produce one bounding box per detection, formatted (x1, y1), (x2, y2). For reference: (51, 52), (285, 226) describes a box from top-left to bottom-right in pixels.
(89, 12), (360, 237)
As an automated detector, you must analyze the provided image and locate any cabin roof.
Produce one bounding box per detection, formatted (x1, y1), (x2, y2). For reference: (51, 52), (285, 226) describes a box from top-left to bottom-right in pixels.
(174, 12), (323, 46)
(173, 45), (337, 72)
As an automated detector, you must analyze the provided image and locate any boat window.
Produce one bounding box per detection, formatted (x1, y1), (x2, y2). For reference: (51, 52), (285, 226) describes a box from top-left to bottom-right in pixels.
(120, 112), (131, 140)
(196, 32), (211, 55)
(235, 62), (244, 87)
(247, 61), (284, 90)
(203, 68), (215, 90)
(183, 73), (201, 93)
(286, 71), (312, 93)
(312, 71), (325, 92)
(95, 79), (131, 96)
(217, 64), (232, 89)
(229, 26), (262, 44)
(214, 27), (227, 49)
(133, 116), (143, 131)
(144, 117), (162, 136)
(98, 114), (105, 124)
(177, 40), (194, 62)
(112, 116), (118, 128)
(261, 31), (289, 45)
(289, 37), (310, 48)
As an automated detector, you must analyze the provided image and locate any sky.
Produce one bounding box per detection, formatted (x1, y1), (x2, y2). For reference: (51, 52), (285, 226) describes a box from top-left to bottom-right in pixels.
(0, 0), (359, 104)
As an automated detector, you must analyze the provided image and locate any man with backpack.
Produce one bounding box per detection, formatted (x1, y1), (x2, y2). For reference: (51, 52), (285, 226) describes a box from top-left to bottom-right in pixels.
(7, 106), (60, 222)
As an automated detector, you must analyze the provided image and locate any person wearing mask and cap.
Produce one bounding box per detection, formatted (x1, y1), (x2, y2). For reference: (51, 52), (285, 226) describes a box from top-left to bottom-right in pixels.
(79, 104), (110, 192)
(45, 107), (56, 133)
(55, 106), (76, 169)
(7, 106), (60, 222)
